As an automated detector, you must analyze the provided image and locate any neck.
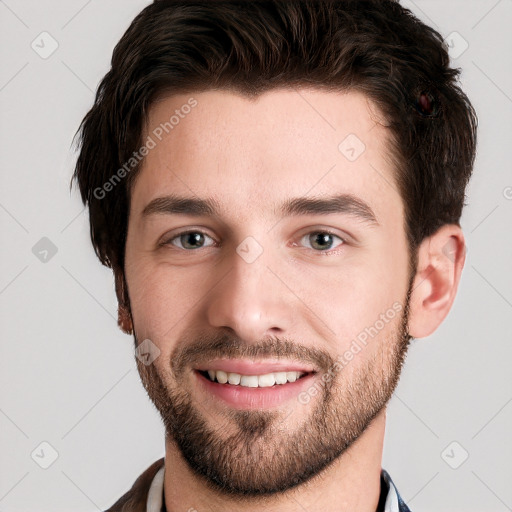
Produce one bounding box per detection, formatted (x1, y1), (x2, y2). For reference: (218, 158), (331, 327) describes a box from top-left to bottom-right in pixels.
(163, 408), (387, 512)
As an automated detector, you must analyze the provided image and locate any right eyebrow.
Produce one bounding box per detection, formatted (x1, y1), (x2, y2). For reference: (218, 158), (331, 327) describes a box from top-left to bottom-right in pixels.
(141, 195), (220, 218)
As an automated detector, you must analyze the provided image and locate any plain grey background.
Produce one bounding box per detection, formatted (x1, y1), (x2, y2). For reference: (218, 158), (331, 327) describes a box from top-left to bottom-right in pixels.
(0, 1), (511, 511)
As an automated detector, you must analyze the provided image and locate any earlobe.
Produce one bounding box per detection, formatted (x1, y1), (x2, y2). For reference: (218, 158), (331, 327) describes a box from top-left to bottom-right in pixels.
(407, 225), (466, 339)
(118, 304), (134, 335)
(114, 267), (134, 335)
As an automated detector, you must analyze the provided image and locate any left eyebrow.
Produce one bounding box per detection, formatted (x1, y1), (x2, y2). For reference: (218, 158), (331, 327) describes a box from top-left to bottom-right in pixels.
(277, 193), (379, 225)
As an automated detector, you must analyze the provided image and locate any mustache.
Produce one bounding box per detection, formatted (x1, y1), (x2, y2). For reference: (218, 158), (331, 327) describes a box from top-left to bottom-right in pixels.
(169, 331), (334, 378)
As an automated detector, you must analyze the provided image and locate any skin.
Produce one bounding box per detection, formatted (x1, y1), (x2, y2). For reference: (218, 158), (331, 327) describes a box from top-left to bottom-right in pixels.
(121, 88), (466, 512)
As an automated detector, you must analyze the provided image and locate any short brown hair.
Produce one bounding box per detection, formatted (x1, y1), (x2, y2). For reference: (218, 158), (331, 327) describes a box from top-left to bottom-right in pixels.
(71, 0), (477, 279)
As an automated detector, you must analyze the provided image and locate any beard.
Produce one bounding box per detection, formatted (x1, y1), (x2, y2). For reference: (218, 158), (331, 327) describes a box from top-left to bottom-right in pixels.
(135, 286), (413, 499)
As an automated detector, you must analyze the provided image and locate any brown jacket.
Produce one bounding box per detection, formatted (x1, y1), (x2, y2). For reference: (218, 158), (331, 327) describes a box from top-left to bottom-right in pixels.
(105, 457), (165, 512)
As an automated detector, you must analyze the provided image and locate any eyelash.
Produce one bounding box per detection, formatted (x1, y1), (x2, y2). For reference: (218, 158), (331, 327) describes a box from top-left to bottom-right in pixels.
(160, 229), (347, 255)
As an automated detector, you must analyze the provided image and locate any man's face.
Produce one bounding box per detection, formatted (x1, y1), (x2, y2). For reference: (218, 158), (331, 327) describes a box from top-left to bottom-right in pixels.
(124, 88), (413, 495)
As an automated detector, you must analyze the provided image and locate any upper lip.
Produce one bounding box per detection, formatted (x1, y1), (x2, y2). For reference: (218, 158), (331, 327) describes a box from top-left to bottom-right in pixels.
(194, 359), (318, 375)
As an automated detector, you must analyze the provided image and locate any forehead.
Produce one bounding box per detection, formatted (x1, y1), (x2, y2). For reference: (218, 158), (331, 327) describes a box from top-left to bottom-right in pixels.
(133, 88), (402, 224)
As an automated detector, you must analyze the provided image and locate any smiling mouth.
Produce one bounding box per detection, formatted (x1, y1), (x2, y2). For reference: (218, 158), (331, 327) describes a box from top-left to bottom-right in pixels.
(197, 369), (316, 388)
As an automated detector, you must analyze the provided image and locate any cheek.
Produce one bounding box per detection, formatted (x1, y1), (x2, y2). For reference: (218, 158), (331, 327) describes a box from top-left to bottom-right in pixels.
(291, 240), (409, 351)
(126, 257), (210, 341)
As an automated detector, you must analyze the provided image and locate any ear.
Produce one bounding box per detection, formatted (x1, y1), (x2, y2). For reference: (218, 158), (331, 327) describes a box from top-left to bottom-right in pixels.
(407, 224), (466, 338)
(114, 266), (133, 335)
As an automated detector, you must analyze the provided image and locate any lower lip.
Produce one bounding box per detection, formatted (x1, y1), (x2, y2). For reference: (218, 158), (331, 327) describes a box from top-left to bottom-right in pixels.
(194, 370), (317, 409)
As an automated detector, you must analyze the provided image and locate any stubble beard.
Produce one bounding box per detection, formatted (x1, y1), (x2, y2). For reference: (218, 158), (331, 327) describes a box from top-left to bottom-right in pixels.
(136, 287), (413, 499)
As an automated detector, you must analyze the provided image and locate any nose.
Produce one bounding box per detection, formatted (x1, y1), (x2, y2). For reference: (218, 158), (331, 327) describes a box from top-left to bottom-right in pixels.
(205, 242), (293, 341)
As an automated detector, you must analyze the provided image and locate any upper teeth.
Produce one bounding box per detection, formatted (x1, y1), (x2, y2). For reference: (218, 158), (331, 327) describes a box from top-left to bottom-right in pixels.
(206, 370), (306, 387)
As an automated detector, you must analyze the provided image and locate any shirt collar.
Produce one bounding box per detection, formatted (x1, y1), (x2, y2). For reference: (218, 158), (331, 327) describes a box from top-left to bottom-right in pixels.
(146, 465), (407, 512)
(146, 464), (165, 512)
(381, 468), (400, 512)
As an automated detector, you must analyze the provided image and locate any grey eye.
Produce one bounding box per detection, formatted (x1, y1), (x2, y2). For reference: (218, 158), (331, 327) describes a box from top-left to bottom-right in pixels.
(303, 232), (344, 251)
(169, 231), (215, 250)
